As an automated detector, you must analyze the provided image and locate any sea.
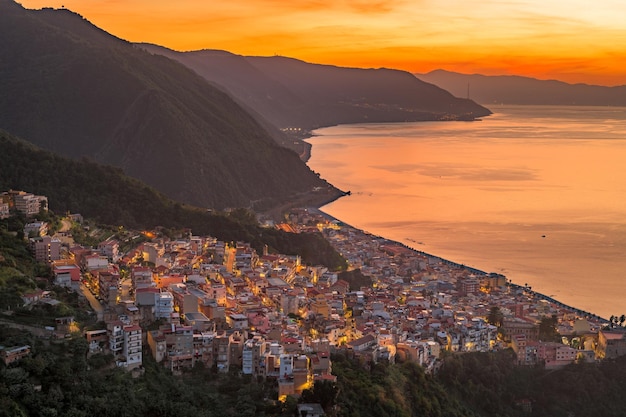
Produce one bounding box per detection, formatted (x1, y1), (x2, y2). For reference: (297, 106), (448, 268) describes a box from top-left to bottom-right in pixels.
(305, 105), (626, 321)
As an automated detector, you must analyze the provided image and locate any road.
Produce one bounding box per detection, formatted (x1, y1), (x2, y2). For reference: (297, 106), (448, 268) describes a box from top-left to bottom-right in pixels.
(79, 284), (104, 321)
(59, 218), (72, 233)
(53, 217), (75, 246)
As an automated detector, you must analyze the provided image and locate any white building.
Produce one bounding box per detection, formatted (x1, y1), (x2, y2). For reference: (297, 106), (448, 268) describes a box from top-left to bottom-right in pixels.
(155, 291), (174, 320)
(121, 325), (143, 370)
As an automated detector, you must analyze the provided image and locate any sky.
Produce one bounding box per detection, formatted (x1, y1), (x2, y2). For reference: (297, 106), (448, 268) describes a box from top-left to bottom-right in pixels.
(18, 0), (626, 86)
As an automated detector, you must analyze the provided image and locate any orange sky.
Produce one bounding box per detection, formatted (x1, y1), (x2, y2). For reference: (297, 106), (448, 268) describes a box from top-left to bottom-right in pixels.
(18, 0), (626, 86)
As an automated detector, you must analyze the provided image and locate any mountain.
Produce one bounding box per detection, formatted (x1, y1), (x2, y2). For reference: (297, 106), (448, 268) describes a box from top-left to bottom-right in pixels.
(416, 69), (626, 106)
(0, 1), (339, 211)
(138, 44), (492, 131)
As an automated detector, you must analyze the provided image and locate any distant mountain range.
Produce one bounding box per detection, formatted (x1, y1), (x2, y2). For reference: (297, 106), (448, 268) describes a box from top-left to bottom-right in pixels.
(137, 45), (491, 131)
(417, 70), (626, 106)
(0, 1), (488, 213)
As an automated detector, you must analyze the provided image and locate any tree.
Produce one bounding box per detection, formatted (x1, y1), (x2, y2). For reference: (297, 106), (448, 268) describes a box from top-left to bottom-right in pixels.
(300, 380), (338, 413)
(539, 315), (560, 342)
(487, 306), (504, 327)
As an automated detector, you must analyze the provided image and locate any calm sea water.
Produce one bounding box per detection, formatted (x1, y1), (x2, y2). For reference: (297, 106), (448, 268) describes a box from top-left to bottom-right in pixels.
(306, 105), (626, 320)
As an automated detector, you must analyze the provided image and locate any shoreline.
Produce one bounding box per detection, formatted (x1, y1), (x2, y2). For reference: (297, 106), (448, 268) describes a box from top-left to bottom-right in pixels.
(309, 204), (609, 324)
(307, 114), (621, 322)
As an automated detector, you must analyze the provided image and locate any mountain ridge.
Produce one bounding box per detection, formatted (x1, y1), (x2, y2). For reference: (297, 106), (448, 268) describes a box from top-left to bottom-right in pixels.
(138, 43), (492, 132)
(0, 1), (337, 211)
(416, 69), (626, 106)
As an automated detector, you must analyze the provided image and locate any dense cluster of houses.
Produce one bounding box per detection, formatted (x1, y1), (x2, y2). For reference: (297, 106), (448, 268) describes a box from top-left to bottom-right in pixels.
(287, 209), (625, 369)
(3, 191), (626, 401)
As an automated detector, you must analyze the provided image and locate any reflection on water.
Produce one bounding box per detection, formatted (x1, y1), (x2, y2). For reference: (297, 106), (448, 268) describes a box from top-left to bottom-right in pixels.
(307, 105), (626, 320)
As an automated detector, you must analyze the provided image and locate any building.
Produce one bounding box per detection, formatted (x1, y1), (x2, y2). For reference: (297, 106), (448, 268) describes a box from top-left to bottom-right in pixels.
(511, 335), (538, 365)
(459, 277), (480, 295)
(184, 312), (214, 332)
(30, 236), (61, 264)
(132, 266), (154, 289)
(142, 242), (165, 264)
(155, 291), (174, 320)
(597, 329), (626, 359)
(84, 254), (109, 271)
(108, 321), (125, 358)
(98, 239), (120, 262)
(293, 354), (313, 394)
(85, 329), (108, 354)
(227, 313), (249, 330)
(120, 325), (143, 370)
(537, 342), (577, 369)
(501, 318), (539, 341)
(1, 345), (31, 365)
(52, 262), (81, 288)
(97, 269), (120, 306)
(21, 289), (46, 306)
(192, 331), (216, 367)
(242, 336), (267, 377)
(0, 200), (9, 219)
(24, 222), (48, 238)
(6, 190), (47, 217)
(310, 293), (330, 319)
(347, 333), (376, 352)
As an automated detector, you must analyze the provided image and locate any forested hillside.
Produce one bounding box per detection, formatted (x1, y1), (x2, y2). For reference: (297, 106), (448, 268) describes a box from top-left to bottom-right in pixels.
(0, 131), (345, 270)
(3, 330), (626, 417)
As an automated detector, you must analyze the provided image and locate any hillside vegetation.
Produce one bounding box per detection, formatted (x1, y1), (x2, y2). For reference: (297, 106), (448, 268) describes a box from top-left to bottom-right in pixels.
(3, 326), (626, 417)
(0, 131), (345, 270)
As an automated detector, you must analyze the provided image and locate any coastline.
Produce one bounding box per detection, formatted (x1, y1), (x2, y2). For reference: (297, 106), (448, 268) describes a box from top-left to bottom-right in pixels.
(309, 203), (609, 323)
(307, 110), (626, 318)
(301, 111), (626, 324)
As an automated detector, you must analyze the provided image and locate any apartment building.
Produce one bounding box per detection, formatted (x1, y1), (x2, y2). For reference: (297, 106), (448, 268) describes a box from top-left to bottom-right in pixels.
(30, 235), (61, 264)
(121, 325), (143, 370)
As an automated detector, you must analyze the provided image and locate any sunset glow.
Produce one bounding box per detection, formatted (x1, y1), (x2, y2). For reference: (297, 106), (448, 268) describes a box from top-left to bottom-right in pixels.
(19, 0), (626, 86)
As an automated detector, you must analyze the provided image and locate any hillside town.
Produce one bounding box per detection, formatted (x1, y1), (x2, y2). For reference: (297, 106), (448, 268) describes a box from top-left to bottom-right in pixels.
(2, 190), (625, 402)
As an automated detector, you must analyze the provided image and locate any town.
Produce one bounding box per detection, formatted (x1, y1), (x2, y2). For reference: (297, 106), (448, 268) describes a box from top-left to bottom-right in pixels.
(2, 189), (625, 404)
